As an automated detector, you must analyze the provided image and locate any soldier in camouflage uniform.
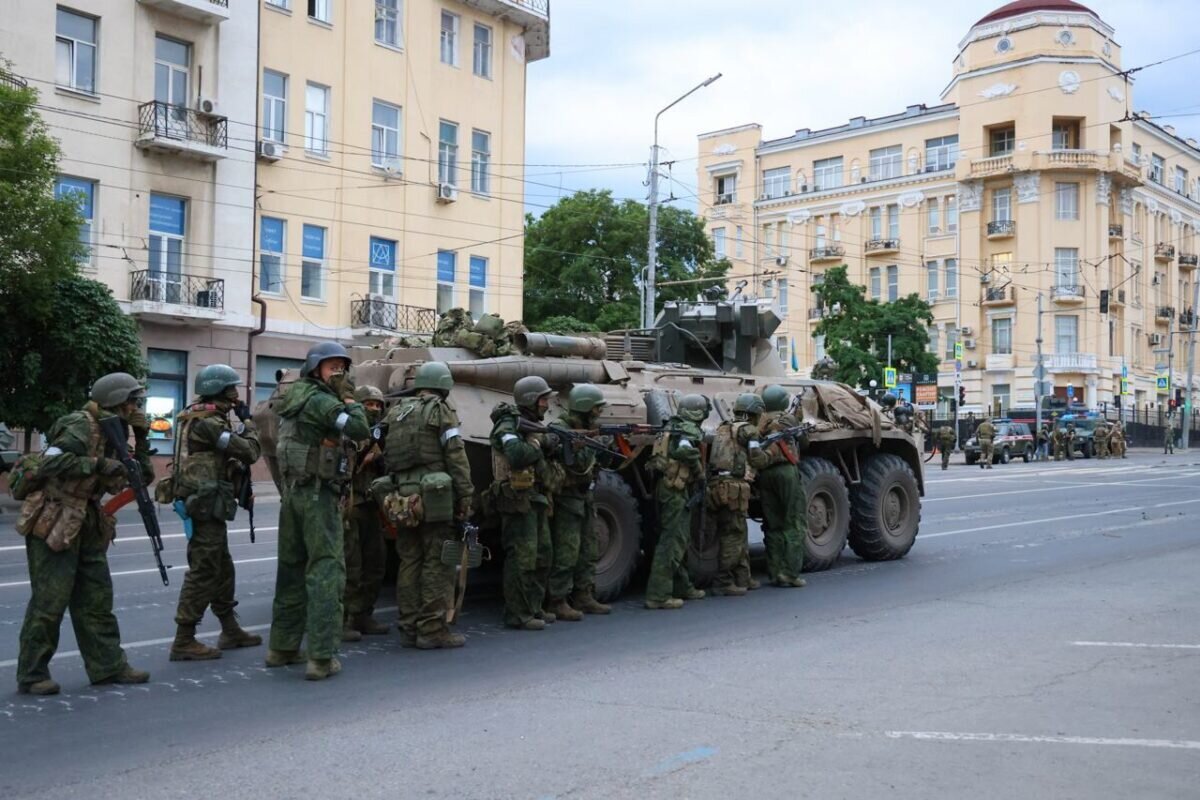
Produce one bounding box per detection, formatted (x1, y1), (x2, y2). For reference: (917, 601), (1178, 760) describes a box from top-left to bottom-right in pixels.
(645, 393), (709, 609)
(936, 424), (957, 471)
(167, 365), (263, 661)
(544, 384), (611, 620)
(1052, 426), (1066, 461)
(708, 393), (771, 596)
(341, 384), (389, 640)
(1094, 423), (1110, 460)
(1065, 423), (1077, 460)
(756, 385), (807, 587)
(1165, 415), (1177, 454)
(16, 373), (153, 695)
(267, 342), (370, 680)
(976, 418), (995, 469)
(490, 376), (559, 629)
(1111, 422), (1127, 458)
(381, 363), (475, 649)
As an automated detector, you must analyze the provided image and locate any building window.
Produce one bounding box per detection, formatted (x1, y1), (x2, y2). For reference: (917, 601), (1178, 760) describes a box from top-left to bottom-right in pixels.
(1055, 315), (1078, 353)
(712, 227), (726, 260)
(928, 326), (939, 356)
(990, 125), (1015, 157)
(473, 23), (492, 78)
(266, 0), (290, 8)
(814, 222), (826, 250)
(308, 0), (330, 23)
(470, 129), (491, 195)
(262, 70), (288, 143)
(56, 8), (97, 94)
(1176, 166), (1189, 195)
(1150, 154), (1164, 184)
(869, 267), (881, 300)
(812, 157), (842, 190)
(1131, 142), (1142, 164)
(438, 120), (458, 186)
(946, 195), (958, 232)
(776, 336), (789, 368)
(369, 236), (396, 299)
(304, 83), (329, 154)
(1055, 247), (1079, 289)
(868, 145), (902, 181)
(778, 279), (789, 317)
(992, 383), (1011, 413)
(1132, 260), (1142, 304)
(926, 260), (939, 301)
(146, 349), (187, 456)
(814, 333), (826, 361)
(992, 317), (1012, 355)
(762, 225), (774, 257)
(375, 0), (401, 47)
(992, 187), (1012, 222)
(437, 250), (456, 313)
(301, 224), (326, 300)
(371, 100), (401, 168)
(735, 226), (744, 259)
(887, 265), (899, 302)
(440, 10), (459, 66)
(927, 198), (940, 235)
(1055, 182), (1079, 220)
(469, 255), (487, 319)
(255, 356), (303, 406)
(887, 204), (900, 239)
(763, 167), (790, 199)
(870, 206), (882, 239)
(1051, 121), (1076, 150)
(54, 176), (95, 266)
(945, 327), (958, 361)
(149, 193), (186, 303)
(924, 135), (958, 171)
(154, 35), (190, 120)
(259, 216), (285, 294)
(945, 258), (958, 298)
(715, 174), (736, 204)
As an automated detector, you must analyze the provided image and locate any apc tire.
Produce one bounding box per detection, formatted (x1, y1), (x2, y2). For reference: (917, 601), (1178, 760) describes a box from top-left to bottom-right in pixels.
(848, 454), (921, 562)
(999, 447), (1011, 465)
(1081, 441), (1093, 459)
(592, 470), (643, 601)
(800, 457), (850, 572)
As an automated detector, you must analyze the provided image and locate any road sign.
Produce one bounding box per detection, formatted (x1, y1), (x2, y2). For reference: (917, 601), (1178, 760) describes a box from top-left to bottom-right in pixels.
(1038, 380), (1055, 395)
(954, 342), (964, 361)
(1067, 384), (1075, 398)
(883, 367), (898, 389)
(899, 372), (913, 384)
(1157, 373), (1170, 391)
(1033, 364), (1046, 381)
(1121, 378), (1132, 396)
(1121, 365), (1128, 379)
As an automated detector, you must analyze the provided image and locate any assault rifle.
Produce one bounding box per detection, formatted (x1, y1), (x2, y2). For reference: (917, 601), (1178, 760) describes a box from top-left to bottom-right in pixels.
(760, 422), (817, 466)
(233, 464), (255, 543)
(98, 416), (170, 586)
(517, 419), (625, 467)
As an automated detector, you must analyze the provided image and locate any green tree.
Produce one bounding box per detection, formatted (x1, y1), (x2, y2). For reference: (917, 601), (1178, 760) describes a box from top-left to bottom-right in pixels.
(812, 265), (937, 388)
(536, 315), (597, 334)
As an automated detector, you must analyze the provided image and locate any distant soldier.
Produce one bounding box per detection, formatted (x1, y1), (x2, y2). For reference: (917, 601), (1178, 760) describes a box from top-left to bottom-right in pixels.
(1094, 423), (1110, 460)
(16, 372), (153, 695)
(707, 393), (771, 596)
(1164, 415), (1176, 454)
(976, 418), (996, 469)
(936, 424), (956, 471)
(167, 365), (263, 662)
(342, 384), (389, 640)
(756, 385), (807, 588)
(1065, 423), (1077, 460)
(1037, 424), (1051, 462)
(645, 393), (710, 609)
(1051, 426), (1065, 461)
(1111, 422), (1127, 458)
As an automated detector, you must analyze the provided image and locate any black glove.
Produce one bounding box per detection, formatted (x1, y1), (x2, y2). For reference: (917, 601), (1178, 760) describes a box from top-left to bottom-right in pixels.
(234, 401), (252, 422)
(98, 458), (125, 478)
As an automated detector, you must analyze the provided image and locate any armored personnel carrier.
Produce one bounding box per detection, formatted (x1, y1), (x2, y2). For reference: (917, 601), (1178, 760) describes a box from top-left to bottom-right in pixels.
(256, 300), (924, 600)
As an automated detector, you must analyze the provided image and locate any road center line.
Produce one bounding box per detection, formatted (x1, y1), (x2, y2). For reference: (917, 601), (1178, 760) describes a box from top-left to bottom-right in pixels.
(1072, 641), (1200, 650)
(921, 505), (1149, 539)
(885, 730), (1200, 750)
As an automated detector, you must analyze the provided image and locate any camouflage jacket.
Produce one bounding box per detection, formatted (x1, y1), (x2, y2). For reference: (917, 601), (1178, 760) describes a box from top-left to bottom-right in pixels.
(275, 378), (370, 486)
(549, 410), (598, 496)
(41, 402), (153, 499)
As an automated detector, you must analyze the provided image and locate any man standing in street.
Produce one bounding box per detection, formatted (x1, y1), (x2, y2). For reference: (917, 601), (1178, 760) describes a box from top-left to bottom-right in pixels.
(1036, 424), (1050, 462)
(1165, 414), (1176, 454)
(342, 384), (389, 641)
(707, 394), (770, 596)
(268, 342), (370, 681)
(1094, 422), (1110, 460)
(1065, 423), (1077, 461)
(936, 424), (956, 471)
(167, 365), (263, 661)
(976, 418), (995, 469)
(756, 385), (807, 588)
(1111, 422), (1127, 458)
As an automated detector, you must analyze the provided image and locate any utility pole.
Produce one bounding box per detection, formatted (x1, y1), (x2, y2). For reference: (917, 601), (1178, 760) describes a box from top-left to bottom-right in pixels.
(887, 333), (893, 368)
(1035, 291), (1045, 440)
(1184, 278), (1200, 450)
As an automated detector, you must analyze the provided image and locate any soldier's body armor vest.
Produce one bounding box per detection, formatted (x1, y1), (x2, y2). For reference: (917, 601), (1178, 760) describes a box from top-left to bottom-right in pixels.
(385, 395), (448, 475)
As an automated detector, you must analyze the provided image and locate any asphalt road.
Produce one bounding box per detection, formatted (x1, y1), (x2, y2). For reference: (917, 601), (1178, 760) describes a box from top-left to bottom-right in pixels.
(1, 450), (1198, 799)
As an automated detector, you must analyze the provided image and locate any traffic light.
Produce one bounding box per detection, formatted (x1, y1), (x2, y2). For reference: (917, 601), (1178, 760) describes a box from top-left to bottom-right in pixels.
(958, 386), (966, 406)
(1099, 289), (1110, 314)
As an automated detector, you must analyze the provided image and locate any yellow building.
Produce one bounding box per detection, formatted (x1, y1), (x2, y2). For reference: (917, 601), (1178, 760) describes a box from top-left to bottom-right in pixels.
(252, 0), (550, 401)
(697, 0), (1198, 417)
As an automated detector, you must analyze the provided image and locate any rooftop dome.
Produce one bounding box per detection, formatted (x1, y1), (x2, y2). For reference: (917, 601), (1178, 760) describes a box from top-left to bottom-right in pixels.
(976, 0), (1099, 27)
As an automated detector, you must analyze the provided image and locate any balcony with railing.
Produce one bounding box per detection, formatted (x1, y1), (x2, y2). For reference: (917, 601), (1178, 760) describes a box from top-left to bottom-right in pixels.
(986, 219), (1016, 239)
(1051, 284), (1085, 303)
(136, 101), (228, 161)
(714, 192), (736, 206)
(1180, 308), (1196, 328)
(137, 0), (229, 23)
(809, 245), (845, 263)
(1155, 243), (1176, 261)
(1156, 305), (1175, 322)
(1108, 224), (1123, 240)
(968, 154), (1014, 178)
(129, 269), (224, 321)
(1179, 253), (1198, 270)
(865, 238), (900, 255)
(0, 69), (27, 92)
(350, 298), (438, 336)
(1035, 149), (1101, 171)
(982, 285), (1016, 306)
(1045, 353), (1099, 373)
(472, 1), (549, 60)
(807, 306), (826, 321)
(1111, 288), (1126, 307)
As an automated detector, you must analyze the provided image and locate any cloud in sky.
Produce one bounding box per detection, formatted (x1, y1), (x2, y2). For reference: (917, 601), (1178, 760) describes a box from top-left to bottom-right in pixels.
(524, 0), (1200, 211)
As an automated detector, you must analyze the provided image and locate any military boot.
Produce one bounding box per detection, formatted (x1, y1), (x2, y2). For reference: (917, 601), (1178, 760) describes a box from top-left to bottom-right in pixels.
(92, 664), (150, 685)
(773, 576), (807, 588)
(170, 625), (222, 661)
(682, 588), (706, 600)
(265, 649), (306, 667)
(305, 657), (342, 681)
(571, 591), (612, 615)
(398, 628), (418, 648)
(535, 609), (556, 624)
(508, 618), (546, 631)
(18, 678), (61, 696)
(745, 578), (762, 590)
(710, 584), (748, 597)
(645, 598), (684, 610)
(416, 630), (467, 649)
(548, 597), (583, 622)
(217, 613), (263, 650)
(341, 617), (363, 643)
(353, 613), (390, 635)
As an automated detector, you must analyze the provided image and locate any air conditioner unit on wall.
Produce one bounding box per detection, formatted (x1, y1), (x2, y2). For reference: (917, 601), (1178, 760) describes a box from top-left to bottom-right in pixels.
(960, 326), (974, 336)
(437, 183), (458, 203)
(964, 338), (976, 349)
(196, 96), (219, 116)
(1149, 333), (1163, 345)
(257, 139), (282, 162)
(966, 359), (979, 369)
(775, 256), (788, 267)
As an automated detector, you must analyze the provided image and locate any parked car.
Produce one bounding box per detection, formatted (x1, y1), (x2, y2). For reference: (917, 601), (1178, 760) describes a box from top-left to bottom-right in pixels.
(964, 419), (1035, 464)
(1056, 414), (1102, 458)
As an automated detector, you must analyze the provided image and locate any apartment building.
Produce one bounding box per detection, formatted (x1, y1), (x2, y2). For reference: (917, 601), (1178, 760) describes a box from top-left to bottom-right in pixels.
(697, 0), (1199, 416)
(251, 0), (549, 403)
(1, 0), (258, 453)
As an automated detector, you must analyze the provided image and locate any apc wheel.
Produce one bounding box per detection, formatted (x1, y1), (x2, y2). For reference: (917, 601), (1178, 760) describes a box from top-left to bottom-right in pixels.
(848, 454), (921, 562)
(1081, 442), (1093, 459)
(592, 470), (643, 601)
(800, 457), (850, 572)
(999, 447), (1011, 465)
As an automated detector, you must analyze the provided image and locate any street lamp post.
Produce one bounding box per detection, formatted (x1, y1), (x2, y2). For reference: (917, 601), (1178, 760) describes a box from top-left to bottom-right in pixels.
(644, 72), (723, 329)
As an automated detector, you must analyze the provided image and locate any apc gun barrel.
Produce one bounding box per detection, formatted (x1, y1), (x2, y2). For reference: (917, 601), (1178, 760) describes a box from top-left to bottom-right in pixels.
(515, 332), (607, 360)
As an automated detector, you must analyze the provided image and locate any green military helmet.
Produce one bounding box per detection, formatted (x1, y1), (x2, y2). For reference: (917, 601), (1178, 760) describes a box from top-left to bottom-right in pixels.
(677, 393), (709, 423)
(412, 361), (454, 393)
(567, 383), (606, 414)
(194, 364), (242, 398)
(513, 375), (553, 410)
(353, 384), (385, 404)
(473, 313), (504, 337)
(762, 384), (791, 412)
(733, 392), (765, 416)
(302, 341), (351, 377)
(90, 372), (146, 408)
(879, 392), (898, 410)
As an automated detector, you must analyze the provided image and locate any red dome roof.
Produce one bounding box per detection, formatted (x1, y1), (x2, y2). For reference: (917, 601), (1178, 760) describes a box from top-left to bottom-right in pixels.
(977, 0), (1098, 26)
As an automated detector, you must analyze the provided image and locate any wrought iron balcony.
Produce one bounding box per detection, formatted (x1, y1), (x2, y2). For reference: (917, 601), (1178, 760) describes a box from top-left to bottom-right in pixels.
(983, 285), (1016, 305)
(1179, 253), (1198, 269)
(1156, 305), (1175, 321)
(137, 0), (229, 24)
(351, 298), (438, 334)
(1051, 284), (1084, 302)
(807, 306), (826, 321)
(809, 245), (845, 262)
(1155, 243), (1176, 261)
(0, 69), (27, 92)
(865, 238), (900, 254)
(129, 270), (224, 320)
(987, 219), (1016, 238)
(136, 101), (228, 161)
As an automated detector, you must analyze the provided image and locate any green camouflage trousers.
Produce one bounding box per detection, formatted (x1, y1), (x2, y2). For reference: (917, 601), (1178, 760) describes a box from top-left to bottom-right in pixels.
(980, 439), (994, 464)
(269, 482), (345, 660)
(646, 484), (698, 603)
(547, 493), (597, 600)
(395, 521), (455, 637)
(757, 463), (805, 581)
(940, 448), (952, 470)
(711, 504), (751, 589)
(500, 504), (551, 627)
(174, 518), (237, 626)
(344, 501), (386, 617)
(18, 513), (128, 686)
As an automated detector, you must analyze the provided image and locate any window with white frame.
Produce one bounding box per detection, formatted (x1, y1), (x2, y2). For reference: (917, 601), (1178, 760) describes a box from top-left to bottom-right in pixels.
(440, 10), (459, 66)
(1054, 315), (1078, 353)
(1051, 123), (1072, 151)
(762, 224), (774, 257)
(1131, 142), (1142, 164)
(715, 174), (736, 204)
(301, 224), (326, 300)
(992, 187), (1012, 222)
(927, 197), (940, 234)
(304, 83), (329, 154)
(148, 193), (186, 303)
(1055, 182), (1079, 220)
(778, 279), (789, 317)
(870, 206), (882, 239)
(869, 267), (881, 300)
(945, 327), (958, 361)
(763, 167), (790, 199)
(266, 0), (290, 8)
(712, 227), (726, 259)
(371, 100), (401, 168)
(887, 204), (900, 239)
(926, 260), (939, 301)
(262, 70), (287, 143)
(814, 222), (826, 250)
(928, 326), (939, 356)
(776, 336), (789, 367)
(869, 145), (902, 181)
(990, 126), (1015, 156)
(992, 317), (1012, 355)
(1055, 247), (1079, 288)
(945, 258), (958, 298)
(308, 0), (330, 24)
(812, 157), (842, 190)
(735, 226), (744, 258)
(992, 383), (1011, 412)
(1132, 260), (1142, 303)
(946, 195), (958, 232)
(473, 23), (492, 78)
(924, 135), (958, 171)
(56, 8), (97, 94)
(887, 264), (898, 301)
(369, 236), (396, 299)
(1150, 154), (1164, 184)
(814, 334), (826, 361)
(55, 176), (95, 266)
(259, 216), (285, 293)
(375, 0), (400, 47)
(470, 129), (490, 194)
(438, 120), (458, 185)
(437, 250), (456, 312)
(1176, 166), (1189, 195)
(469, 256), (487, 319)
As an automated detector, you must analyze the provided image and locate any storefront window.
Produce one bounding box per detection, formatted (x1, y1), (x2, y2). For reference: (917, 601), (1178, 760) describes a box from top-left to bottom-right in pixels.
(255, 355), (304, 405)
(145, 348), (187, 455)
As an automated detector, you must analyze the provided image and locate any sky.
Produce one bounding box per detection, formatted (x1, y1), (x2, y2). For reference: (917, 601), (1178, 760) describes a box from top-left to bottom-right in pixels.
(522, 0), (1200, 214)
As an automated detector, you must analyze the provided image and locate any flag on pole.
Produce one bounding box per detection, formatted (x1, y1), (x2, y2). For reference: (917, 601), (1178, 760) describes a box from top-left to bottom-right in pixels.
(790, 337), (799, 372)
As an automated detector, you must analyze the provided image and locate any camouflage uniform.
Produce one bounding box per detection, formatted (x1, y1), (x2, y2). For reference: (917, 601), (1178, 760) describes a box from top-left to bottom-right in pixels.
(708, 394), (770, 595)
(1111, 424), (1127, 458)
(936, 425), (956, 470)
(645, 400), (707, 608)
(1094, 424), (1110, 459)
(757, 387), (807, 586)
(1165, 418), (1176, 454)
(1052, 428), (1065, 461)
(976, 420), (995, 469)
(343, 386), (388, 638)
(1065, 425), (1077, 460)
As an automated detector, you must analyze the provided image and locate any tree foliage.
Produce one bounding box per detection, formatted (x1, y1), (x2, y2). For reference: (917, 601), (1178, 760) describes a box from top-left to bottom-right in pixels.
(522, 189), (729, 331)
(536, 315), (597, 334)
(812, 266), (938, 388)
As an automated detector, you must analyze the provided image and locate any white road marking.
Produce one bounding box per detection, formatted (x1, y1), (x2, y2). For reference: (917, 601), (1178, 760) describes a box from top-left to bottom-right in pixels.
(921, 506), (1143, 539)
(927, 473), (1200, 503)
(0, 555), (279, 589)
(885, 730), (1200, 750)
(1072, 641), (1200, 650)
(0, 526), (280, 553)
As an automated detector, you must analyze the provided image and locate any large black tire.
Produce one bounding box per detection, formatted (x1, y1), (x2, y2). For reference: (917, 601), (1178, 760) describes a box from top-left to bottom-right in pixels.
(1022, 444), (1033, 463)
(1081, 441), (1092, 459)
(592, 470), (644, 601)
(965, 453), (977, 465)
(999, 446), (1011, 465)
(848, 454), (921, 562)
(800, 458), (851, 572)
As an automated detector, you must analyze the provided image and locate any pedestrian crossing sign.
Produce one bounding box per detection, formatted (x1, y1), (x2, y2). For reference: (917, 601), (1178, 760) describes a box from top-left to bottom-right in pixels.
(954, 342), (964, 360)
(1121, 378), (1132, 396)
(884, 367), (897, 389)
(1157, 374), (1170, 391)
